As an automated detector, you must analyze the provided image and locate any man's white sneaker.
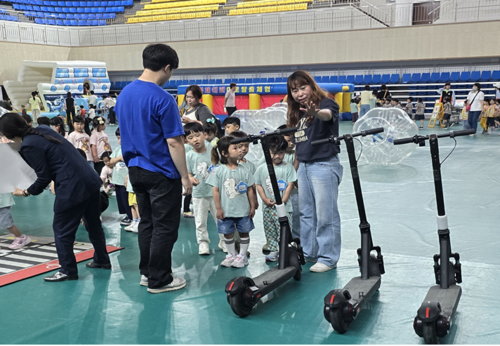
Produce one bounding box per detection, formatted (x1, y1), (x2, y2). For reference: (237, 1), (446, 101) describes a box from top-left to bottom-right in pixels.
(199, 242), (210, 255)
(231, 254), (249, 268)
(140, 275), (148, 287)
(147, 277), (186, 293)
(310, 262), (336, 273)
(124, 221), (137, 232)
(221, 254), (236, 267)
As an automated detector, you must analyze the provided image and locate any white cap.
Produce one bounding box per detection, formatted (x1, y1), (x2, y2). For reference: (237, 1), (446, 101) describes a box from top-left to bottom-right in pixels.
(494, 82), (500, 89)
(355, 92), (361, 96)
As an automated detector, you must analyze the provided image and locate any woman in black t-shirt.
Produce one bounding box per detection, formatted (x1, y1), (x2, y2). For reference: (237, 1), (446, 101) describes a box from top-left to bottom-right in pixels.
(65, 92), (75, 132)
(286, 70), (343, 273)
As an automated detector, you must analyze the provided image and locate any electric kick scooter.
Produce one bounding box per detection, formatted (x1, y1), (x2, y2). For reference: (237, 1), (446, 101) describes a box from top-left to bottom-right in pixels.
(225, 127), (305, 317)
(311, 127), (386, 334)
(394, 128), (474, 344)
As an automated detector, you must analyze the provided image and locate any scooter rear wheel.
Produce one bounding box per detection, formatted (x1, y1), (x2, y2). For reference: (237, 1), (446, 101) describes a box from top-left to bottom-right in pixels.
(228, 287), (254, 318)
(423, 322), (439, 344)
(330, 307), (350, 334)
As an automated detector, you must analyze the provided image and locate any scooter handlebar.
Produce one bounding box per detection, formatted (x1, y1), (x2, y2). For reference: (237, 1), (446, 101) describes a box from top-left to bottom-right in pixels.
(311, 137), (332, 145)
(394, 128), (476, 145)
(448, 129), (475, 137)
(230, 137), (252, 144)
(275, 127), (297, 135)
(393, 136), (417, 145)
(359, 127), (385, 136)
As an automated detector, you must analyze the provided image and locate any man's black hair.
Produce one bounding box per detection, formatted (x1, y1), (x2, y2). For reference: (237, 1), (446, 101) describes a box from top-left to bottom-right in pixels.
(37, 116), (51, 126)
(143, 44), (179, 72)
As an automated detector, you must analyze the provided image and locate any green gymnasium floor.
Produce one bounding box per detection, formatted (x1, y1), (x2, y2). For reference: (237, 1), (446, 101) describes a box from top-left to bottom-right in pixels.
(2, 121), (500, 344)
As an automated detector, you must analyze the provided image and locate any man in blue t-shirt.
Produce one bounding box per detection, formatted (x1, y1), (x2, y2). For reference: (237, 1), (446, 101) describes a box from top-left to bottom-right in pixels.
(115, 44), (192, 294)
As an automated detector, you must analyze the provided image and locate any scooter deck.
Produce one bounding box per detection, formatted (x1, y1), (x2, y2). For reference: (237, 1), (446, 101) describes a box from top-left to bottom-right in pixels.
(344, 276), (381, 310)
(423, 285), (462, 322)
(252, 266), (297, 297)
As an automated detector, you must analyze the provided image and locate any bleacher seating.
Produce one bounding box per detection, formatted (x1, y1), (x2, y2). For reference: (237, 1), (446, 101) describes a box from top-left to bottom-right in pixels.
(2, 0), (132, 25)
(0, 9), (20, 21)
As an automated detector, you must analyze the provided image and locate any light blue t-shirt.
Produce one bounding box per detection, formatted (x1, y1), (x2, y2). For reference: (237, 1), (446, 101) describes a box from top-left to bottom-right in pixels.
(115, 80), (184, 179)
(0, 193), (15, 209)
(239, 159), (256, 175)
(254, 162), (296, 213)
(184, 143), (193, 154)
(206, 164), (255, 218)
(186, 147), (213, 198)
(111, 146), (128, 186)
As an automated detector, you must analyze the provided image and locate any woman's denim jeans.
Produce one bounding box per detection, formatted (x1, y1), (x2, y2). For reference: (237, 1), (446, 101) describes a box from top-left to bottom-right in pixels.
(297, 156), (343, 267)
(468, 110), (481, 132)
(360, 104), (371, 117)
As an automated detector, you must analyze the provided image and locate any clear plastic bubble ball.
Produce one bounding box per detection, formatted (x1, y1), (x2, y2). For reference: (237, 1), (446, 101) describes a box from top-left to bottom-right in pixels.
(353, 108), (418, 165)
(232, 107), (288, 163)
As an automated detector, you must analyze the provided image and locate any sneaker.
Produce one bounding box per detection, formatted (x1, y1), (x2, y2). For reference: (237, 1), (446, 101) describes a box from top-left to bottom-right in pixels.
(265, 251), (278, 262)
(231, 254), (249, 268)
(140, 275), (148, 287)
(198, 242), (210, 255)
(131, 222), (139, 234)
(120, 217), (132, 226)
(183, 212), (195, 218)
(9, 235), (31, 250)
(310, 262), (336, 273)
(124, 221), (137, 232)
(218, 240), (227, 253)
(221, 254), (237, 267)
(147, 277), (186, 293)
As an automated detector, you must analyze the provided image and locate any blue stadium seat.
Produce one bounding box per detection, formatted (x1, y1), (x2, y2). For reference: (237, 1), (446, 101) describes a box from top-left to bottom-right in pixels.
(275, 78), (284, 83)
(90, 20), (98, 25)
(74, 14), (81, 19)
(187, 79), (194, 85)
(439, 72), (450, 83)
(202, 79), (208, 84)
(363, 75), (372, 84)
(402, 73), (411, 83)
(72, 1), (80, 6)
(96, 13), (103, 18)
(50, 1), (57, 5)
(77, 7), (84, 13)
(448, 72), (458, 82)
(236, 78), (244, 83)
(390, 74), (399, 83)
(330, 76), (338, 83)
(223, 79), (230, 84)
(90, 7), (97, 12)
(244, 78), (251, 83)
(470, 71), (480, 82)
(33, 6), (40, 10)
(70, 19), (77, 25)
(58, 1), (64, 5)
(101, 1), (108, 6)
(381, 74), (390, 84)
(56, 19), (63, 25)
(320, 76), (329, 83)
(337, 76), (346, 84)
(78, 19), (87, 25)
(208, 79), (215, 84)
(175, 80), (183, 87)
(480, 71), (491, 82)
(354, 75), (363, 84)
(81, 14), (88, 19)
(88, 14), (96, 19)
(430, 72), (440, 83)
(257, 78), (266, 83)
(84, 7), (92, 13)
(459, 71), (470, 82)
(58, 13), (65, 18)
(411, 73), (421, 83)
(421, 73), (430, 83)
(215, 79), (222, 84)
(346, 75), (354, 84)
(63, 19), (70, 25)
(371, 75), (381, 84)
(62, 7), (69, 12)
(266, 78), (274, 83)
(492, 70), (500, 81)
(314, 76), (321, 83)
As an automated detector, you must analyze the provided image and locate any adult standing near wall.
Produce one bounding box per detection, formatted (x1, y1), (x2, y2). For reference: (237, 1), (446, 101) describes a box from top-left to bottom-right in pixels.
(115, 43), (192, 294)
(0, 113), (110, 282)
(466, 82), (485, 136)
(359, 85), (373, 117)
(377, 85), (391, 101)
(28, 91), (42, 124)
(65, 91), (75, 132)
(104, 94), (117, 125)
(224, 83), (237, 116)
(286, 70), (343, 273)
(88, 90), (97, 109)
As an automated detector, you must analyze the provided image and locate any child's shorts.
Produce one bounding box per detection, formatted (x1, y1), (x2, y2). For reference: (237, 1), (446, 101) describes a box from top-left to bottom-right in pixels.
(415, 114), (425, 120)
(217, 216), (254, 235)
(443, 113), (451, 120)
(487, 117), (497, 127)
(0, 207), (15, 229)
(128, 192), (137, 206)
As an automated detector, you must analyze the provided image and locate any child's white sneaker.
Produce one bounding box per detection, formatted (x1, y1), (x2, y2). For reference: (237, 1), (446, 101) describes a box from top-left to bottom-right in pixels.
(221, 254), (236, 267)
(198, 242), (210, 255)
(124, 221), (136, 232)
(231, 254), (249, 268)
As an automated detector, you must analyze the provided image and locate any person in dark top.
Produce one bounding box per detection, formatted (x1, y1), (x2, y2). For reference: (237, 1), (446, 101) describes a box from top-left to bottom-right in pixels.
(181, 85), (222, 133)
(0, 113), (110, 282)
(65, 91), (75, 132)
(377, 84), (392, 101)
(286, 70), (343, 273)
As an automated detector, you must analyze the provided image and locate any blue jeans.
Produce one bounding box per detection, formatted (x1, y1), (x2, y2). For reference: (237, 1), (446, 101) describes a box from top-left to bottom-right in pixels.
(297, 156), (343, 267)
(468, 111), (481, 132)
(359, 104), (371, 117)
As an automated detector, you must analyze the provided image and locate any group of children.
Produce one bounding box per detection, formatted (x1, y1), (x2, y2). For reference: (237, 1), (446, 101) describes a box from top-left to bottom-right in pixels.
(182, 116), (299, 268)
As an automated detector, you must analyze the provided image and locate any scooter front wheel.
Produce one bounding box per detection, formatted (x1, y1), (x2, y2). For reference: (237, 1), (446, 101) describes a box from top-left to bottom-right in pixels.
(422, 322), (439, 344)
(228, 286), (254, 318)
(330, 307), (350, 334)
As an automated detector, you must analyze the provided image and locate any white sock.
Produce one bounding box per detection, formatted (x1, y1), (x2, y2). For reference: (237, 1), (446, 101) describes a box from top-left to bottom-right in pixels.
(239, 237), (250, 257)
(225, 238), (236, 256)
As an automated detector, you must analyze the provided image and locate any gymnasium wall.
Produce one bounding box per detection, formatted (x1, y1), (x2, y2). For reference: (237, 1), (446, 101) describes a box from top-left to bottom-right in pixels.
(2, 20), (500, 83)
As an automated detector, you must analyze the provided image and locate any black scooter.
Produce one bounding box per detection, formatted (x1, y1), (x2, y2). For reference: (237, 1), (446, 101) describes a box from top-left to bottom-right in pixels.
(311, 127), (386, 334)
(394, 128), (473, 344)
(225, 127), (305, 317)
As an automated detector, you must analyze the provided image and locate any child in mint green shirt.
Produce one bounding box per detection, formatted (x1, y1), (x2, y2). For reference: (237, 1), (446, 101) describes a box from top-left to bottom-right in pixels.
(207, 136), (256, 269)
(184, 122), (225, 255)
(254, 135), (296, 261)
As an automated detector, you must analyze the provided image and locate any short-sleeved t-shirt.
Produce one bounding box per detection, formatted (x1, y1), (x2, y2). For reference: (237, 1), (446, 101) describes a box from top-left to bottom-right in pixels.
(100, 165), (113, 181)
(88, 95), (97, 106)
(0, 193), (15, 209)
(67, 131), (93, 161)
(185, 143), (193, 154)
(293, 98), (340, 162)
(90, 130), (110, 160)
(186, 147), (213, 198)
(28, 97), (41, 111)
(225, 89), (236, 107)
(254, 162), (296, 213)
(111, 146), (128, 186)
(239, 159), (256, 175)
(115, 80), (184, 179)
(206, 164), (255, 218)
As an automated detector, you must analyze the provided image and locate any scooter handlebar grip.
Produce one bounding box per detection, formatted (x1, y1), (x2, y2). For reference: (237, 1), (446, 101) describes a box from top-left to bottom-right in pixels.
(361, 127), (385, 136)
(393, 137), (415, 145)
(230, 137), (251, 144)
(311, 138), (332, 146)
(276, 127), (297, 135)
(450, 129), (475, 137)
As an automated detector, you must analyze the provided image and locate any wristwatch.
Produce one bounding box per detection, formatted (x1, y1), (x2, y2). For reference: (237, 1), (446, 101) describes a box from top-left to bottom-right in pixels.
(22, 190), (30, 197)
